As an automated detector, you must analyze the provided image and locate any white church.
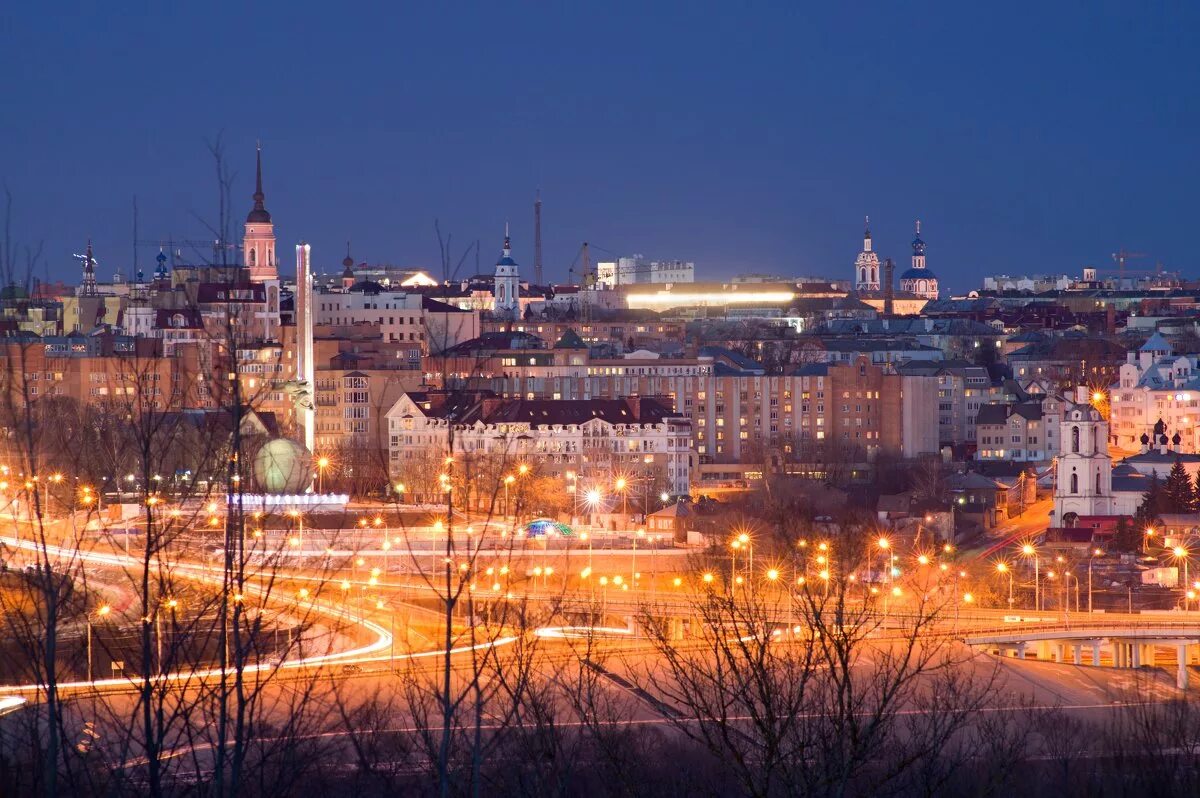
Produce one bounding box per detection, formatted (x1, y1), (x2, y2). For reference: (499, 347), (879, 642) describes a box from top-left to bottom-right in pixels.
(1054, 401), (1200, 525)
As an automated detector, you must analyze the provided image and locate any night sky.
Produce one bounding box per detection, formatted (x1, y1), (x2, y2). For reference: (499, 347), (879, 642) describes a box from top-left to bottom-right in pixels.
(2, 2), (1197, 291)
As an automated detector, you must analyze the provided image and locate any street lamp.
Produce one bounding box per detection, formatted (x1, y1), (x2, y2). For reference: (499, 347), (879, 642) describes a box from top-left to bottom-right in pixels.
(585, 488), (602, 529)
(503, 475), (515, 518)
(615, 477), (628, 524)
(157, 598), (178, 674)
(316, 456), (330, 494)
(87, 604), (111, 683)
(730, 538), (742, 596)
(1020, 543), (1040, 611)
(1087, 548), (1103, 613)
(875, 537), (891, 590)
(996, 562), (1013, 607)
(738, 532), (753, 583)
(1172, 546), (1191, 608)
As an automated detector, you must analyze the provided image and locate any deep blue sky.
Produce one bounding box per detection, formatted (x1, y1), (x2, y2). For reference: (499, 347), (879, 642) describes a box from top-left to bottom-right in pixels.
(2, 2), (1197, 291)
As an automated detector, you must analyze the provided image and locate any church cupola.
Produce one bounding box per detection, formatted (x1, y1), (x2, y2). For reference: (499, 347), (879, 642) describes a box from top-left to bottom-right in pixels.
(154, 249), (169, 283)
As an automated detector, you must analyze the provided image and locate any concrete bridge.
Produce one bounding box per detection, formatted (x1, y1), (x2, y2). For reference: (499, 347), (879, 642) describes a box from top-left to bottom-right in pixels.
(964, 622), (1200, 689)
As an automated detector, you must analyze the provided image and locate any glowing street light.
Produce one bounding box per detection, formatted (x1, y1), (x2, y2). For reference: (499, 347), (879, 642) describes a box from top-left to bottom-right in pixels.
(503, 474), (516, 518)
(1171, 546), (1192, 608)
(996, 561), (1014, 606)
(87, 604), (111, 682)
(1020, 543), (1041, 611)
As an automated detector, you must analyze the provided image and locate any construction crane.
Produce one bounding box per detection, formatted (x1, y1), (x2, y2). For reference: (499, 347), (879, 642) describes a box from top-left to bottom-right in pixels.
(1111, 249), (1148, 279)
(136, 237), (240, 268)
(566, 241), (613, 329)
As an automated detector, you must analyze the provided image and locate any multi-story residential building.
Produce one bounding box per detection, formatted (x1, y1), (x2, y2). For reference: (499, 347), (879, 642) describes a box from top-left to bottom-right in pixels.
(313, 368), (418, 454)
(975, 393), (1065, 463)
(1007, 332), (1126, 390)
(314, 284), (478, 354)
(1108, 332), (1200, 452)
(0, 334), (213, 412)
(896, 360), (993, 447)
(386, 392), (692, 498)
(689, 356), (938, 468)
(482, 313), (686, 352)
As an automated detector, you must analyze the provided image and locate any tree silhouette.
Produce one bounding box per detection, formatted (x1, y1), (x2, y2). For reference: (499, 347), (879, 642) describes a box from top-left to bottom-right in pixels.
(1164, 457), (1196, 513)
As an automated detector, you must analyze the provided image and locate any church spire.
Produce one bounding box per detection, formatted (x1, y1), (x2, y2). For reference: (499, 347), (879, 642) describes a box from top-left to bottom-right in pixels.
(863, 216), (872, 251)
(80, 239), (97, 297)
(247, 141), (271, 224)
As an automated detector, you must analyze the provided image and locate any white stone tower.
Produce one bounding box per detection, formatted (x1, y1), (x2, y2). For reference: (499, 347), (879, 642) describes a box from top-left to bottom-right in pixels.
(245, 144), (277, 282)
(1053, 402), (1113, 522)
(854, 217), (880, 291)
(295, 242), (315, 454)
(493, 223), (520, 318)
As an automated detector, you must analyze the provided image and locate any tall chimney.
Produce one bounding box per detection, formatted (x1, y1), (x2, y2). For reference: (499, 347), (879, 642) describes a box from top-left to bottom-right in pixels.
(296, 242), (315, 454)
(883, 257), (894, 316)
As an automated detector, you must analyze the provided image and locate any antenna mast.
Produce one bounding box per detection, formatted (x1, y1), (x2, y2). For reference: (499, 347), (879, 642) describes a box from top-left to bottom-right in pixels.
(534, 190), (544, 285)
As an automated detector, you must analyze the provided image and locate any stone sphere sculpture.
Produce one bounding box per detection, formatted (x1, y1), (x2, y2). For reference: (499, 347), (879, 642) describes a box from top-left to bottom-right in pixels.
(251, 438), (312, 495)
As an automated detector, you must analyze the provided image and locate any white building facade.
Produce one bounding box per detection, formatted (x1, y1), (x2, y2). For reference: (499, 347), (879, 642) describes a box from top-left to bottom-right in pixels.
(387, 393), (692, 497)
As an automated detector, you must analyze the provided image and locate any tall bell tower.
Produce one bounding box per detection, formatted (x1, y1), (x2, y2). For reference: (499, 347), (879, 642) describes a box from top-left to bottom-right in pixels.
(1053, 402), (1113, 522)
(853, 217), (880, 291)
(244, 143), (277, 282)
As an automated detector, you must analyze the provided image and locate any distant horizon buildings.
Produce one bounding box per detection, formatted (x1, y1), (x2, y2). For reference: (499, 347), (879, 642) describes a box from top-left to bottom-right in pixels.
(596, 255), (694, 288)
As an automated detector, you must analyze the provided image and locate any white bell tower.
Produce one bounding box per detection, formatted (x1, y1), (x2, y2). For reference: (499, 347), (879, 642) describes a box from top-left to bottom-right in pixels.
(1053, 402), (1113, 522)
(853, 217), (880, 291)
(493, 224), (520, 319)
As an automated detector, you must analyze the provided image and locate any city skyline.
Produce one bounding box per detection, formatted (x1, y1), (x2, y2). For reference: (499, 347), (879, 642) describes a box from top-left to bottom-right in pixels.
(3, 3), (1198, 290)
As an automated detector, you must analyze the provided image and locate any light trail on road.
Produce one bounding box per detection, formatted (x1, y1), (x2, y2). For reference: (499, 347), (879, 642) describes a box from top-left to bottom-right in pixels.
(0, 536), (523, 695)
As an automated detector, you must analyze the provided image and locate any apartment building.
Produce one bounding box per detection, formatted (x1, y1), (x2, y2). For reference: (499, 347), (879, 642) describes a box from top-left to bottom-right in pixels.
(386, 392), (692, 498)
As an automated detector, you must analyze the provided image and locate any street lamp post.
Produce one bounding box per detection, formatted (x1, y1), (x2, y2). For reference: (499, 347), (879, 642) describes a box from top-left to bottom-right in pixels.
(877, 537), (891, 601)
(504, 475), (515, 519)
(316, 456), (330, 494)
(997, 562), (1013, 607)
(730, 538), (741, 596)
(157, 598), (178, 675)
(615, 477), (628, 527)
(1173, 547), (1191, 610)
(1021, 544), (1040, 611)
(1088, 548), (1103, 613)
(632, 528), (643, 590)
(87, 604), (111, 683)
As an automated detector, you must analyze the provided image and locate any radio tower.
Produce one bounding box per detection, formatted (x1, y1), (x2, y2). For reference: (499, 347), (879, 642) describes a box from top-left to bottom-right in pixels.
(533, 189), (544, 285)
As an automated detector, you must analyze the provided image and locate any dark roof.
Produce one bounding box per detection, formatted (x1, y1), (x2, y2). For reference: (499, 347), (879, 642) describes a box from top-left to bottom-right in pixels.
(153, 308), (204, 329)
(421, 296), (468, 313)
(437, 331), (547, 356)
(698, 346), (765, 374)
(1119, 450), (1200, 465)
(479, 397), (676, 427)
(975, 404), (1010, 425)
(348, 280), (388, 294)
(553, 329), (587, 350)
